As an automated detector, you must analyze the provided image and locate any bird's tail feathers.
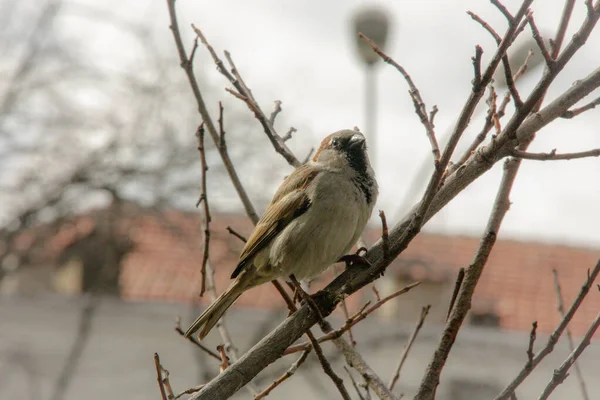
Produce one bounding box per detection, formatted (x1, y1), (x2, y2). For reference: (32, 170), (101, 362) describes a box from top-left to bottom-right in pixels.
(184, 279), (246, 339)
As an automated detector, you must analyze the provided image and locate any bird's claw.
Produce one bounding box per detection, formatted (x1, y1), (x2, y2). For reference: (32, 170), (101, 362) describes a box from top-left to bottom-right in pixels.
(337, 251), (372, 269)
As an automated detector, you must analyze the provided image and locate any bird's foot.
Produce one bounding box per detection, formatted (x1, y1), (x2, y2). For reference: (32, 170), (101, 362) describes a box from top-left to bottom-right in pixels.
(337, 247), (372, 269)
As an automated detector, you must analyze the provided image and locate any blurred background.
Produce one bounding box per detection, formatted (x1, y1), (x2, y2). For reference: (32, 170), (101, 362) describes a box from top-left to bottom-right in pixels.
(1, 0), (599, 399)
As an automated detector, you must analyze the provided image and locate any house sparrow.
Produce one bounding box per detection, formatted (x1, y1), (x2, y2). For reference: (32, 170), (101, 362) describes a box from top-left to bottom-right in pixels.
(185, 129), (378, 339)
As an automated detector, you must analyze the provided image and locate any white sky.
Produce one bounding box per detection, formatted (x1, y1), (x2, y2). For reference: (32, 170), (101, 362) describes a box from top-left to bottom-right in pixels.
(70, 0), (600, 248)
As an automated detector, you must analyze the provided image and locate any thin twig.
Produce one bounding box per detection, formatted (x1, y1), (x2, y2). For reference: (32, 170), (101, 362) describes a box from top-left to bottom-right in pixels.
(359, 33), (440, 166)
(446, 268), (465, 322)
(551, 270), (590, 400)
(492, 0), (515, 23)
(217, 345), (230, 373)
(561, 96), (600, 118)
(269, 100), (282, 125)
(191, 23), (300, 167)
(286, 278), (352, 400)
(452, 46), (533, 175)
(196, 123), (210, 296)
(254, 349), (311, 400)
(388, 305), (431, 391)
(526, 322), (538, 367)
(154, 353), (168, 400)
(495, 259), (600, 400)
(467, 10), (523, 108)
(226, 226), (247, 243)
(333, 265), (357, 347)
(380, 210), (390, 261)
(550, 0), (577, 58)
(166, 0), (259, 222)
(472, 45), (484, 87)
(345, 367), (367, 400)
(284, 282), (421, 355)
(174, 317), (221, 361)
(527, 13), (554, 68)
(537, 312), (600, 400)
(511, 148), (600, 161)
(193, 118), (259, 394)
(416, 156), (521, 400)
(174, 385), (205, 400)
(282, 126), (297, 142)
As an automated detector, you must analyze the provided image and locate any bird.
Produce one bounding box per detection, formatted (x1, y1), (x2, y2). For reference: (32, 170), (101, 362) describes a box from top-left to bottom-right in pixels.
(184, 129), (378, 339)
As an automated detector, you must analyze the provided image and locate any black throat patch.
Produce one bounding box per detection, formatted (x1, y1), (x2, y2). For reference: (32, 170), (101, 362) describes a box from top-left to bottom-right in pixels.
(345, 147), (375, 204)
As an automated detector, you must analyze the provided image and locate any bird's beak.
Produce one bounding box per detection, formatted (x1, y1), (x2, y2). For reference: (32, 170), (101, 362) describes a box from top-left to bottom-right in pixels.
(348, 134), (366, 150)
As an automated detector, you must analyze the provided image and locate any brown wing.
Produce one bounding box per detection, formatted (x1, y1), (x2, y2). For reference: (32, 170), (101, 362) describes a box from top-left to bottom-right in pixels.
(230, 165), (319, 278)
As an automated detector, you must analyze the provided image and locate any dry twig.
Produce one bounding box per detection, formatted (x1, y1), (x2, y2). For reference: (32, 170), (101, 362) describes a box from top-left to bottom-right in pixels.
(388, 305), (431, 391)
(284, 282), (421, 355)
(526, 322), (538, 367)
(196, 123), (210, 296)
(191, 24), (300, 167)
(254, 349), (311, 400)
(416, 155), (521, 400)
(550, 270), (589, 400)
(561, 96), (600, 118)
(359, 33), (440, 166)
(166, 0), (259, 222)
(494, 259), (600, 400)
(446, 268), (465, 322)
(511, 148), (600, 161)
(154, 353), (175, 400)
(537, 312), (600, 400)
(174, 317), (221, 361)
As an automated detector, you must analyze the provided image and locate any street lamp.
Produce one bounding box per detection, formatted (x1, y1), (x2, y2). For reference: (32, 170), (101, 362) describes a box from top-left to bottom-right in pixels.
(352, 7), (390, 170)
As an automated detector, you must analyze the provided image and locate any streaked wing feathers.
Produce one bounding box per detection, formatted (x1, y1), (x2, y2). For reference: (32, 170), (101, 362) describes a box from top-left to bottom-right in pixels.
(230, 165), (319, 278)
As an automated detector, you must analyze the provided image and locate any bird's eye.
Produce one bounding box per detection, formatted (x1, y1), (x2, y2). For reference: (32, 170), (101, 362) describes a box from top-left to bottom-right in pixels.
(331, 138), (340, 148)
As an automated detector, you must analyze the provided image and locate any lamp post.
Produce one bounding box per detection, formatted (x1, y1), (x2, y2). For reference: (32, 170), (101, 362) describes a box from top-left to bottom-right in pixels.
(352, 8), (390, 171)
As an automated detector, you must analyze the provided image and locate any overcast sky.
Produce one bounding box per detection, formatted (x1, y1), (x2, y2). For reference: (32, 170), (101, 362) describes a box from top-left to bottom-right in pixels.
(72, 0), (600, 248)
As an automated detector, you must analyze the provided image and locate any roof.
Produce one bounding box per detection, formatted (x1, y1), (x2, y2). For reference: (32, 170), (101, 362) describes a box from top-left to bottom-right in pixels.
(4, 207), (599, 336)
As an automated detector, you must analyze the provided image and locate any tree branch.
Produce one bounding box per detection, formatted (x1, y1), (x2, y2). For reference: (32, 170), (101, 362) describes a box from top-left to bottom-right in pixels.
(166, 0), (259, 223)
(494, 259), (600, 400)
(415, 155), (520, 400)
(536, 312), (600, 400)
(388, 305), (431, 391)
(511, 147), (600, 161)
(551, 270), (590, 400)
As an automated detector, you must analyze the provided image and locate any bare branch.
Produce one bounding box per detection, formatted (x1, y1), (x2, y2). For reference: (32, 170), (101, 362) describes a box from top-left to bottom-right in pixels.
(286, 278), (352, 400)
(472, 45), (484, 87)
(269, 100), (282, 125)
(345, 367), (367, 400)
(379, 210), (390, 261)
(254, 349), (311, 400)
(495, 259), (600, 400)
(174, 317), (221, 361)
(550, 0), (576, 58)
(359, 33), (440, 166)
(492, 0), (515, 24)
(526, 322), (538, 367)
(166, 0), (259, 222)
(415, 156), (520, 400)
(561, 95), (600, 118)
(226, 226), (247, 243)
(537, 312), (600, 400)
(389, 305), (431, 391)
(282, 126), (297, 142)
(154, 353), (169, 400)
(283, 282), (421, 356)
(190, 23), (300, 167)
(195, 123), (210, 296)
(446, 268), (465, 322)
(511, 148), (600, 161)
(527, 13), (554, 68)
(551, 270), (590, 400)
